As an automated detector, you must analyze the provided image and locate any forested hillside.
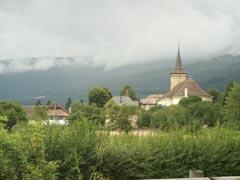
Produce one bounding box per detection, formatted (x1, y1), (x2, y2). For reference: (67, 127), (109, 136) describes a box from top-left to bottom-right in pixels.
(0, 55), (239, 104)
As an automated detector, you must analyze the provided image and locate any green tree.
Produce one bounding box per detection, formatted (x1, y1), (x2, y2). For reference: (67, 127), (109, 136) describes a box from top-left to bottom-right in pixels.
(80, 99), (84, 103)
(207, 88), (222, 103)
(223, 81), (234, 105)
(224, 82), (240, 129)
(186, 101), (220, 128)
(104, 100), (138, 132)
(151, 109), (167, 129)
(137, 110), (151, 128)
(102, 87), (112, 98)
(88, 87), (112, 108)
(116, 105), (137, 133)
(68, 102), (104, 124)
(120, 85), (137, 101)
(104, 100), (120, 127)
(164, 105), (187, 130)
(33, 105), (48, 121)
(179, 95), (202, 107)
(46, 100), (51, 105)
(65, 97), (72, 109)
(20, 123), (58, 179)
(35, 99), (41, 105)
(0, 101), (27, 130)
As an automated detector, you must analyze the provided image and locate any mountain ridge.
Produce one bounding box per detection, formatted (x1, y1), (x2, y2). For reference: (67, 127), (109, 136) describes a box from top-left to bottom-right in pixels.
(0, 54), (239, 105)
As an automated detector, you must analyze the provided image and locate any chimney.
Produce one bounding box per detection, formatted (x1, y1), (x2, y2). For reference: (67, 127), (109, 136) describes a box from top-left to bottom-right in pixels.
(53, 103), (56, 116)
(184, 88), (188, 97)
(68, 107), (72, 114)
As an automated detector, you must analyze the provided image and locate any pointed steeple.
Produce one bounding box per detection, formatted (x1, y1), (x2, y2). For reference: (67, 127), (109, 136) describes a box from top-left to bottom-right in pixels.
(169, 44), (187, 89)
(175, 45), (182, 67)
(170, 44), (186, 74)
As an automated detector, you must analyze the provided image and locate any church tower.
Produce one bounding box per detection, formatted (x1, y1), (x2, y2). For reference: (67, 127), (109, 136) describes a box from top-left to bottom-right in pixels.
(170, 46), (187, 90)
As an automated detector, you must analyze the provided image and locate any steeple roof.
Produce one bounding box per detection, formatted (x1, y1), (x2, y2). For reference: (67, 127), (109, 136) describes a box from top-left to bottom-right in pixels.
(175, 46), (182, 67)
(170, 45), (187, 74)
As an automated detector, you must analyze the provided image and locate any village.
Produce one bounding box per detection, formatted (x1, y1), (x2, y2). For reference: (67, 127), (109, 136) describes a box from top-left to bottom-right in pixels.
(20, 47), (213, 129)
(1, 1), (240, 179)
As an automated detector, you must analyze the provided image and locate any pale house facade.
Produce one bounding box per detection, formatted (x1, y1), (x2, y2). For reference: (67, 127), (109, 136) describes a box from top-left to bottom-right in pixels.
(22, 102), (70, 125)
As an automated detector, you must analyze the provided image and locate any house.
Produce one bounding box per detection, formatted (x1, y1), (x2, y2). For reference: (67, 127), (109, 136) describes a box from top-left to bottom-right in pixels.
(157, 77), (212, 106)
(140, 46), (212, 108)
(111, 96), (139, 106)
(22, 102), (70, 125)
(140, 94), (163, 110)
(105, 96), (139, 128)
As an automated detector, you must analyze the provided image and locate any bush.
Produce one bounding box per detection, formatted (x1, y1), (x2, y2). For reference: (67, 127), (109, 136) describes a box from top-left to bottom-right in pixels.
(98, 128), (240, 179)
(1, 117), (240, 180)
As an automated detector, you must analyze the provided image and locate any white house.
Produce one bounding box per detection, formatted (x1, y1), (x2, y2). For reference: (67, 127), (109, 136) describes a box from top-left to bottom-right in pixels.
(140, 46), (212, 108)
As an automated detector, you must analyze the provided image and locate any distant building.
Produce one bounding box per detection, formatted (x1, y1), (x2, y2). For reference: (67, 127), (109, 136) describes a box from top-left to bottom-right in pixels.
(22, 102), (70, 125)
(140, 46), (212, 108)
(140, 94), (163, 110)
(111, 96), (139, 106)
(105, 96), (139, 128)
(157, 77), (212, 106)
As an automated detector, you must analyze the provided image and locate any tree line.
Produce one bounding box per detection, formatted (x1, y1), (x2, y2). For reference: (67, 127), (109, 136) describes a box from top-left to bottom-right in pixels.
(68, 81), (240, 132)
(1, 82), (240, 132)
(0, 82), (239, 179)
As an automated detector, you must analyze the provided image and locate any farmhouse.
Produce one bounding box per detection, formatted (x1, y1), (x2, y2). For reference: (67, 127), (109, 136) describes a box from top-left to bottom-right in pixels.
(22, 102), (70, 125)
(140, 46), (212, 108)
(111, 96), (139, 106)
(140, 94), (163, 110)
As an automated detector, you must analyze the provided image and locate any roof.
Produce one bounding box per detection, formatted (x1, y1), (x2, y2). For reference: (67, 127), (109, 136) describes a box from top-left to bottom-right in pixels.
(175, 46), (182, 67)
(22, 105), (35, 116)
(22, 102), (70, 118)
(170, 46), (187, 74)
(112, 96), (139, 106)
(164, 77), (212, 98)
(140, 94), (164, 105)
(47, 109), (70, 117)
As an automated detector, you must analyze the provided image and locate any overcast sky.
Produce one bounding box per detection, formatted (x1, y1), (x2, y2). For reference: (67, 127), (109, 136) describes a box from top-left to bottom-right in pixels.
(0, 0), (240, 69)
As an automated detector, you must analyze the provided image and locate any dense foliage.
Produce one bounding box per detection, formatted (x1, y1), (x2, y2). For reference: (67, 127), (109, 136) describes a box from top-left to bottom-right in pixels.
(0, 82), (240, 179)
(120, 85), (138, 101)
(68, 102), (104, 124)
(223, 82), (240, 130)
(104, 100), (138, 133)
(65, 97), (72, 109)
(0, 121), (240, 180)
(0, 101), (27, 129)
(88, 87), (112, 108)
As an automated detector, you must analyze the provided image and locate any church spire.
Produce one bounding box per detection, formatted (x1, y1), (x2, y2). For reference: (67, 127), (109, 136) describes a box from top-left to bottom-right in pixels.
(175, 45), (182, 67)
(170, 44), (186, 74)
(169, 44), (187, 89)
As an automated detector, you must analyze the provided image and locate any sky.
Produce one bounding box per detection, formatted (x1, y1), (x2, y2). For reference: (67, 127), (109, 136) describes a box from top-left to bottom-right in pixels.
(0, 0), (240, 71)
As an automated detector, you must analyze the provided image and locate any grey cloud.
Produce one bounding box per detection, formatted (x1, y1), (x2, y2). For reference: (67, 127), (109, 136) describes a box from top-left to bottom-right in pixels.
(0, 0), (239, 72)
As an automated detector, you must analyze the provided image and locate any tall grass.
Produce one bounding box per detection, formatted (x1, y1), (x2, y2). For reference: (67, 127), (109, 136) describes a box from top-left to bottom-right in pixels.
(1, 121), (240, 180)
(97, 128), (240, 180)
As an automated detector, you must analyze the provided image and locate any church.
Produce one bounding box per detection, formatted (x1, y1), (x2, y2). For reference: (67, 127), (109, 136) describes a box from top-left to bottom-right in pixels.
(140, 47), (212, 109)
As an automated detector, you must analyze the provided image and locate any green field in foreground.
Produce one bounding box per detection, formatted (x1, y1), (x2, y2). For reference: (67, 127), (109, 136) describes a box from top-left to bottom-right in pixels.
(1, 121), (240, 180)
(99, 128), (240, 179)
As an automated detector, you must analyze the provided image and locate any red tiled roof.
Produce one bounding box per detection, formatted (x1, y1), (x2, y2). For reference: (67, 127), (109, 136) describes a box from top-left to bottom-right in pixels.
(164, 77), (212, 98)
(22, 105), (35, 116)
(141, 94), (164, 105)
(22, 102), (70, 118)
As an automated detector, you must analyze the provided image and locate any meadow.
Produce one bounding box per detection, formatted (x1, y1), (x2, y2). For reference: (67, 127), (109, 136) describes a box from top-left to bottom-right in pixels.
(1, 120), (240, 180)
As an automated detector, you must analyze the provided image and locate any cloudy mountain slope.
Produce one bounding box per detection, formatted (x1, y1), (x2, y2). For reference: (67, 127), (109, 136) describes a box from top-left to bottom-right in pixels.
(0, 55), (239, 105)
